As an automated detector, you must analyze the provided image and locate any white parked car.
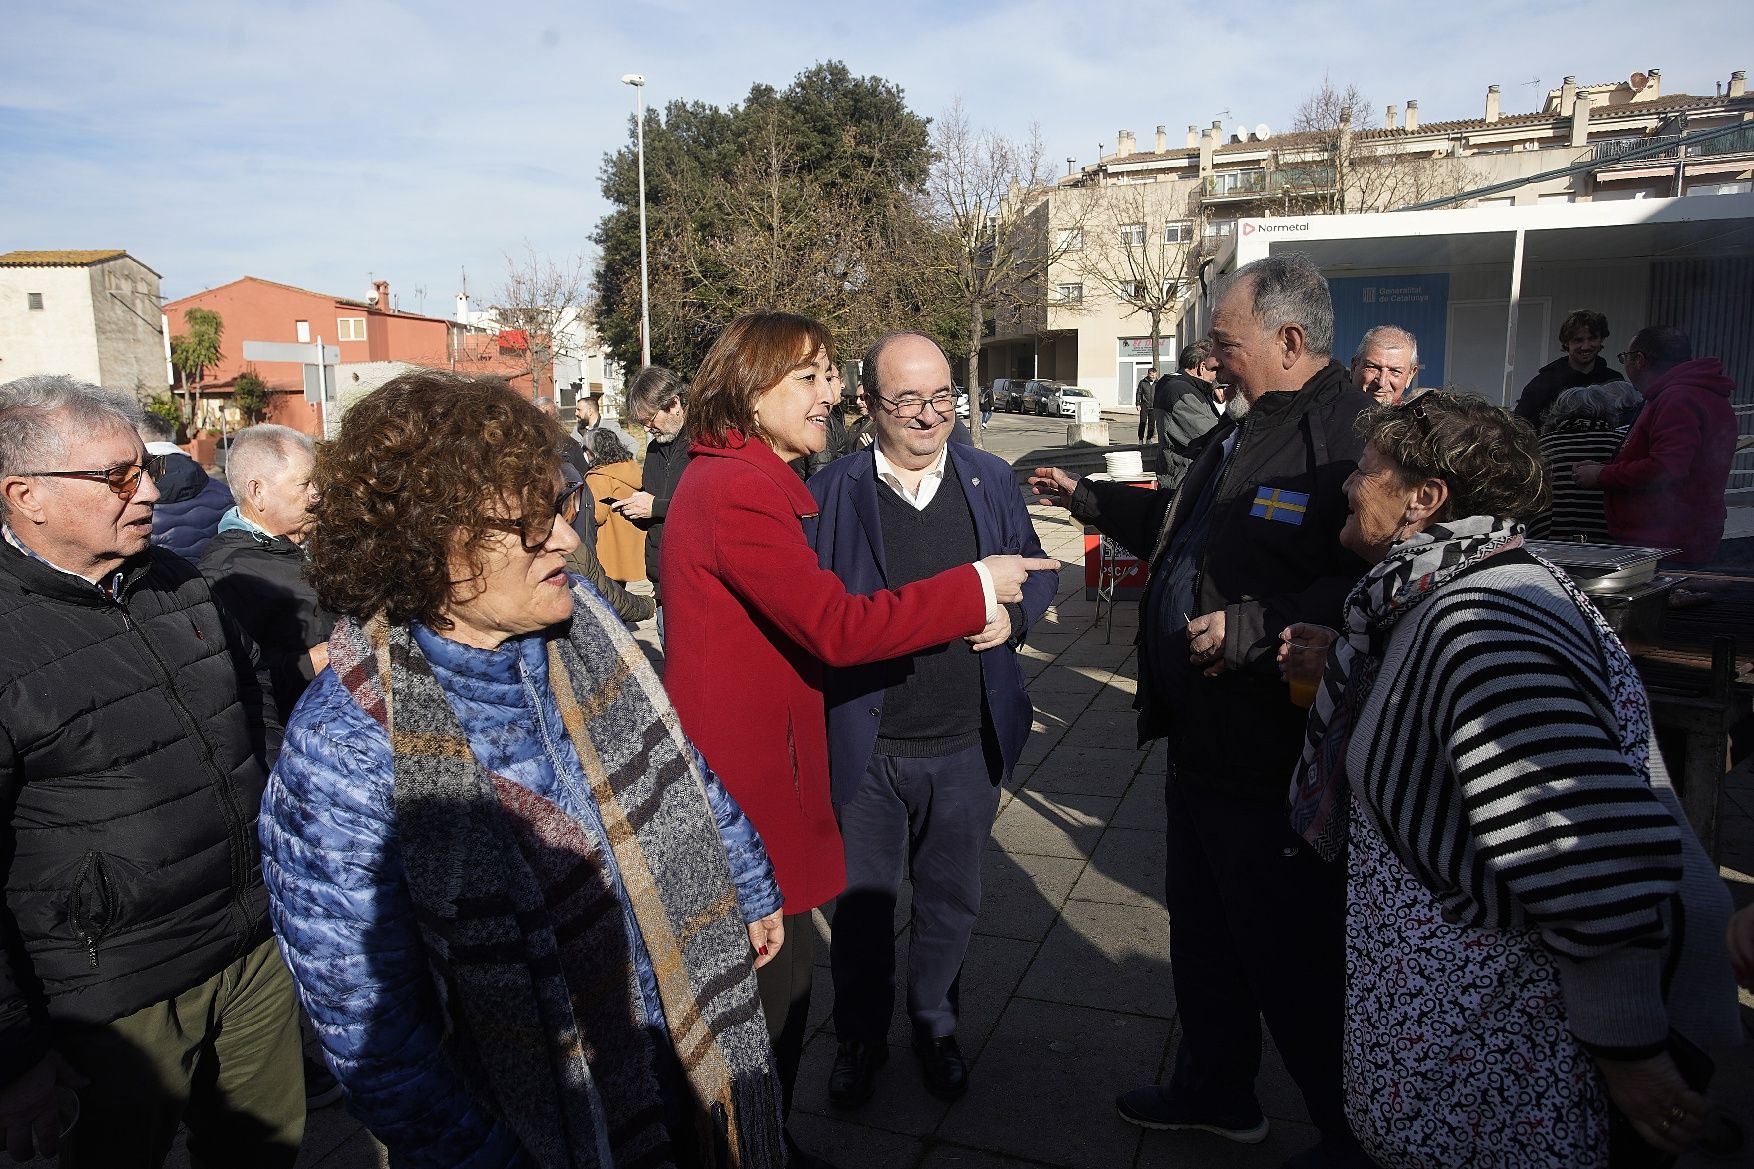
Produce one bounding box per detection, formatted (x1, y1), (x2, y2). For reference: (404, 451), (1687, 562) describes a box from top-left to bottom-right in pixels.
(1055, 386), (1095, 417)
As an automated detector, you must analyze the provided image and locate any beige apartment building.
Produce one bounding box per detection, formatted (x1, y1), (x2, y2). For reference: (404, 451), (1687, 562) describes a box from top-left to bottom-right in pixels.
(0, 250), (168, 393)
(988, 67), (1753, 406)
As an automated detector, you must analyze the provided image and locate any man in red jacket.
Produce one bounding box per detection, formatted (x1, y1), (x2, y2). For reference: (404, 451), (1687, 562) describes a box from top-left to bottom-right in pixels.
(1574, 327), (1737, 564)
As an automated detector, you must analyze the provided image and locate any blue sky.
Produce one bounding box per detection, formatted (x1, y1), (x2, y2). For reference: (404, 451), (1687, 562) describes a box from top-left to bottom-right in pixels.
(4, 0), (1748, 311)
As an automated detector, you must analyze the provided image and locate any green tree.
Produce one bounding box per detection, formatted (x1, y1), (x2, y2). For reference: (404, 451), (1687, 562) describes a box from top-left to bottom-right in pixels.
(233, 368), (273, 424)
(590, 61), (939, 376)
(169, 308), (224, 422)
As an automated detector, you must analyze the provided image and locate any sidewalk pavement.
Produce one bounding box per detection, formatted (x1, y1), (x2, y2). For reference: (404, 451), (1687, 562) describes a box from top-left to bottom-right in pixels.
(149, 489), (1751, 1169)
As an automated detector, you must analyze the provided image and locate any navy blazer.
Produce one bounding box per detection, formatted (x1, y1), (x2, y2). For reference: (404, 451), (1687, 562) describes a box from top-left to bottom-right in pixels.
(806, 443), (1056, 803)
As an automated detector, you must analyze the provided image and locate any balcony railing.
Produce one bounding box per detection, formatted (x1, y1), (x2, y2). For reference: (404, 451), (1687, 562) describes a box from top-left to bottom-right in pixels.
(1591, 135), (1682, 165)
(1201, 164), (1338, 203)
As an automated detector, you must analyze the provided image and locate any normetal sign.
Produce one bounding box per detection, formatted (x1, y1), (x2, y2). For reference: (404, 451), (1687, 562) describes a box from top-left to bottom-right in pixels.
(1239, 221), (1310, 235)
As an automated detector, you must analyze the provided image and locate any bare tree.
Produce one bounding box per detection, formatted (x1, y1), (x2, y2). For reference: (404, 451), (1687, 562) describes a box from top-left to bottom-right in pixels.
(923, 101), (1087, 446)
(495, 246), (590, 404)
(1068, 181), (1197, 376)
(1286, 78), (1476, 213)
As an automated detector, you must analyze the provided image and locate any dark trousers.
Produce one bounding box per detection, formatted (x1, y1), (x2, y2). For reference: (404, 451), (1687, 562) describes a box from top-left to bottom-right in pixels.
(1163, 769), (1350, 1140)
(831, 743), (1001, 1043)
(755, 910), (815, 1121)
(53, 936), (304, 1169)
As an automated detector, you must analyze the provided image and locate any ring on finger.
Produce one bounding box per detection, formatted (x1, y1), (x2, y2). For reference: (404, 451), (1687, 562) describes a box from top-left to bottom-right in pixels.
(1667, 1105), (1688, 1123)
(1659, 1118), (1674, 1133)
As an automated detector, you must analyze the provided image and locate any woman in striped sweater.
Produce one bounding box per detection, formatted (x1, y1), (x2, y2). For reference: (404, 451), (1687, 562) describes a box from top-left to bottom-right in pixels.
(1527, 380), (1638, 541)
(1284, 392), (1739, 1168)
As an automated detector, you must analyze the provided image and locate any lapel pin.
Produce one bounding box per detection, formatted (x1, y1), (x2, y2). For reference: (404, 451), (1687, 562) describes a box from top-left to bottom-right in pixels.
(971, 477), (981, 486)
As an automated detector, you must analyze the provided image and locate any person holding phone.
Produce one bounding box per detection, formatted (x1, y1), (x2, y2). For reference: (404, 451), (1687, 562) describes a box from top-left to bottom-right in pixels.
(584, 429), (645, 585)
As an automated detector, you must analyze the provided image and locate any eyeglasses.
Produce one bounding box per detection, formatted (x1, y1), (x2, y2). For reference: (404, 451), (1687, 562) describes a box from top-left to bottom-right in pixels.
(1616, 350), (1644, 365)
(481, 481), (586, 552)
(876, 391), (956, 420)
(15, 454), (168, 500)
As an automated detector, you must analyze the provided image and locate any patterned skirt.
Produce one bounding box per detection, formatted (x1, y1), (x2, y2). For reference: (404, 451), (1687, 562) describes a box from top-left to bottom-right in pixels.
(1342, 797), (1610, 1168)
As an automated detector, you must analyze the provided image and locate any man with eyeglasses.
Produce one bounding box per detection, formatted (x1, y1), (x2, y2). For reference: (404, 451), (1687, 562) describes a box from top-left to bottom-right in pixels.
(1348, 325), (1420, 407)
(807, 332), (1056, 1106)
(0, 375), (301, 1166)
(612, 366), (689, 622)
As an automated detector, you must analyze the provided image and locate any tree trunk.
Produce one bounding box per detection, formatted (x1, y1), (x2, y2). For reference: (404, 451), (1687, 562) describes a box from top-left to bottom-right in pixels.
(967, 298), (983, 448)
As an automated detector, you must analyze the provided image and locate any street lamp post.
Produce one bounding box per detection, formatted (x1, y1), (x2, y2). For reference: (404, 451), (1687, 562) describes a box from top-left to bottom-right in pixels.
(620, 73), (651, 369)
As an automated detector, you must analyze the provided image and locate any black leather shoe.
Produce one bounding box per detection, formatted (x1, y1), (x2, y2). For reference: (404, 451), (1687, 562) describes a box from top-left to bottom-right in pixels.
(912, 1034), (968, 1101)
(827, 1040), (888, 1106)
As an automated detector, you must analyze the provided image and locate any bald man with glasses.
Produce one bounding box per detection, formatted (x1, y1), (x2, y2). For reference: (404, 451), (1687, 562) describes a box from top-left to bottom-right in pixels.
(807, 332), (1056, 1106)
(0, 375), (300, 1167)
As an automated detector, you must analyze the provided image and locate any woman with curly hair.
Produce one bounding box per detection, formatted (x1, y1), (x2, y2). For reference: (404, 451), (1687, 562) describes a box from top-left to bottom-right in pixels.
(660, 313), (1054, 1165)
(1281, 391), (1739, 1168)
(260, 370), (788, 1168)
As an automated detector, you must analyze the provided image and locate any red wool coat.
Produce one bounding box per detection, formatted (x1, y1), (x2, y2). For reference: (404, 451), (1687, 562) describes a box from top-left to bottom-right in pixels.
(661, 435), (987, 912)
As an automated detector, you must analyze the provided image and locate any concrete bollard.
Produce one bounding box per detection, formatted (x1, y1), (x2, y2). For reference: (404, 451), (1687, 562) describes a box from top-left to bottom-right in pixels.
(1067, 421), (1109, 446)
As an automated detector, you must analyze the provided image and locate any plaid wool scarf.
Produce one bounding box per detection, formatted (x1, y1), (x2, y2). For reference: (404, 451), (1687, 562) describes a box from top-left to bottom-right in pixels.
(330, 584), (783, 1169)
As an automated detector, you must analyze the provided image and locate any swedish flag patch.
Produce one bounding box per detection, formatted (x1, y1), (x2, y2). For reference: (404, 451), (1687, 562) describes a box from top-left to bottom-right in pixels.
(1250, 487), (1309, 524)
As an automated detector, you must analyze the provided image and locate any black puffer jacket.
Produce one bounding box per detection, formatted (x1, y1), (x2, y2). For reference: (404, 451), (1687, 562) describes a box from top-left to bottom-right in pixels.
(0, 541), (277, 1085)
(1072, 360), (1368, 794)
(199, 520), (336, 716)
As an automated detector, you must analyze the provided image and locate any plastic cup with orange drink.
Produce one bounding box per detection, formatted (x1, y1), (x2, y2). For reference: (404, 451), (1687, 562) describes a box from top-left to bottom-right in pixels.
(1281, 625), (1338, 709)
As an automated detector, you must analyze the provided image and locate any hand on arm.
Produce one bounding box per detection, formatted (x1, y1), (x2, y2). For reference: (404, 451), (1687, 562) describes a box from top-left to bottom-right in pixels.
(966, 608), (1014, 652)
(1571, 461), (1604, 489)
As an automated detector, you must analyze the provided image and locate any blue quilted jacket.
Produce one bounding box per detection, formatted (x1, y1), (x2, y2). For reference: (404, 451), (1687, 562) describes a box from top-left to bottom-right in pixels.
(148, 451), (234, 563)
(261, 614), (781, 1167)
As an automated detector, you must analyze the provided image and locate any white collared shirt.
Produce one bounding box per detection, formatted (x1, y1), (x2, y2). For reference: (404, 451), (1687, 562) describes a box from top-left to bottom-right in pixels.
(872, 444), (949, 511)
(869, 444), (999, 621)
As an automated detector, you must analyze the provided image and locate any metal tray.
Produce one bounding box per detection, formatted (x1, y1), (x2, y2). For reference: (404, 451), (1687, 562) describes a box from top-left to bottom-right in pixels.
(1526, 541), (1682, 593)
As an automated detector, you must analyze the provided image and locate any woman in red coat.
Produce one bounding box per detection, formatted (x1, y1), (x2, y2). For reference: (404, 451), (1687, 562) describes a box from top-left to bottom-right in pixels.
(662, 313), (1053, 1162)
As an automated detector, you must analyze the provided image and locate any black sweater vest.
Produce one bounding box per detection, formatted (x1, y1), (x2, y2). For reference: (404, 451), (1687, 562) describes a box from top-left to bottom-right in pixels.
(874, 462), (984, 756)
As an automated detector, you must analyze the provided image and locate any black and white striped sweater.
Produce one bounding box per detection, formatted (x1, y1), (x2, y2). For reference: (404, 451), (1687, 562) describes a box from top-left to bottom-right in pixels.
(1528, 421), (1626, 541)
(1345, 559), (1738, 1053)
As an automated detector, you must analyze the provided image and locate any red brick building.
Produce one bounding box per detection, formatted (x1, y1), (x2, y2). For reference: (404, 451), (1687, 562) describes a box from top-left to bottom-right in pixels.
(163, 276), (546, 436)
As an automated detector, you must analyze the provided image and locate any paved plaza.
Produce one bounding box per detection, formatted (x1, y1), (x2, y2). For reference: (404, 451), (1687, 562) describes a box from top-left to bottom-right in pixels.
(120, 414), (1754, 1169)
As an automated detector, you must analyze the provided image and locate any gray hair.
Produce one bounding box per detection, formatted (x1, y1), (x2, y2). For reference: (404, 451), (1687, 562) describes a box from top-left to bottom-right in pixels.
(226, 424), (314, 506)
(1219, 254), (1334, 358)
(860, 331), (950, 401)
(0, 375), (143, 512)
(1352, 324), (1421, 371)
(585, 427), (632, 465)
(1545, 380), (1639, 430)
(626, 365), (687, 415)
(138, 411), (177, 444)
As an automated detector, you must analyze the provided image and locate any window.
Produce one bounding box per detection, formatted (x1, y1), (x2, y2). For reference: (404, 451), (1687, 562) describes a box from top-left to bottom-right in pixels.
(27, 292), (43, 311)
(1164, 221), (1192, 244)
(1119, 223), (1146, 247)
(295, 320), (311, 343)
(1202, 220), (1235, 238)
(1057, 228), (1084, 251)
(336, 317), (367, 341)
(1207, 168), (1267, 196)
(1056, 283), (1084, 305)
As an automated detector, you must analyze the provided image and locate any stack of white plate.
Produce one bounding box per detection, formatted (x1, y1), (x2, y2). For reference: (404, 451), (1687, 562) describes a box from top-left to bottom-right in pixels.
(1104, 451), (1144, 478)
